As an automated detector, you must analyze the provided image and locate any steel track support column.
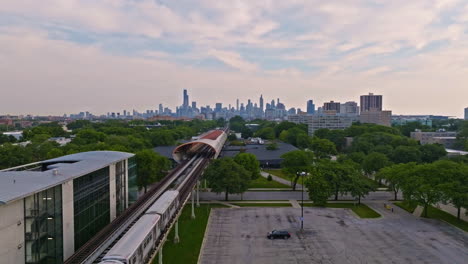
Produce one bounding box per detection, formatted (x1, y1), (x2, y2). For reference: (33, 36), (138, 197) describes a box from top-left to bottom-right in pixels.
(191, 190), (196, 219)
(159, 249), (163, 264)
(196, 181), (200, 207)
(174, 220), (180, 243)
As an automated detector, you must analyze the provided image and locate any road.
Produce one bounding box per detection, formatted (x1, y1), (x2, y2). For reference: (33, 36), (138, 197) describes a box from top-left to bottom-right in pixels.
(199, 190), (396, 201)
(199, 205), (467, 264)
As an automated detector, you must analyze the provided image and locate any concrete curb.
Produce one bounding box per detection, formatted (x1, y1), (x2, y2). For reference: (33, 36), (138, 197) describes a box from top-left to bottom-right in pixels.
(197, 208), (215, 264)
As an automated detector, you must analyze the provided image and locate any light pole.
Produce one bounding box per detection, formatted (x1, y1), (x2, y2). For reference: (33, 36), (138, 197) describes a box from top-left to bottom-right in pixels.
(301, 171), (304, 230)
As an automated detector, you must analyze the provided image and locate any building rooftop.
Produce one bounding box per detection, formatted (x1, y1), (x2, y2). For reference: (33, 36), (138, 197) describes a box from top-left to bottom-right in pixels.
(221, 142), (298, 163)
(0, 151), (134, 205)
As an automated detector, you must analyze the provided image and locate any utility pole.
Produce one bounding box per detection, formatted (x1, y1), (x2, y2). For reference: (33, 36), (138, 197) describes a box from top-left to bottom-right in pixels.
(196, 181), (200, 207)
(174, 220), (180, 243)
(191, 190), (196, 219)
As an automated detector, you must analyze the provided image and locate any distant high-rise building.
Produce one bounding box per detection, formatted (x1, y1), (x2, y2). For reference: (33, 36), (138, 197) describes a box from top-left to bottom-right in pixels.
(215, 103), (222, 112)
(183, 89), (189, 108)
(323, 101), (341, 112)
(259, 95), (264, 112)
(236, 99), (239, 111)
(192, 101), (197, 109)
(159, 104), (163, 114)
(340, 101), (359, 115)
(360, 93), (382, 112)
(360, 109), (392, 126)
(465, 107), (468, 120)
(307, 100), (315, 114)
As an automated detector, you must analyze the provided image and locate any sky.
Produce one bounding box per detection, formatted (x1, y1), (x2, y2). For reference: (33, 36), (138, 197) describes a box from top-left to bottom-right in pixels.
(0, 0), (467, 117)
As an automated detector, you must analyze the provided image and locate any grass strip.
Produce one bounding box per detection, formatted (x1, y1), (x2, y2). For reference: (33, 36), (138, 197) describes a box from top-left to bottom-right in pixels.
(230, 203), (293, 207)
(422, 206), (468, 232)
(156, 204), (227, 264)
(394, 201), (417, 213)
(263, 169), (291, 182)
(248, 176), (290, 188)
(304, 203), (381, 218)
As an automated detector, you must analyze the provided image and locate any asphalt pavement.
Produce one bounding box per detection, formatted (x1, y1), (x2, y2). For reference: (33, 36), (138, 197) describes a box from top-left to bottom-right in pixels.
(199, 206), (468, 264)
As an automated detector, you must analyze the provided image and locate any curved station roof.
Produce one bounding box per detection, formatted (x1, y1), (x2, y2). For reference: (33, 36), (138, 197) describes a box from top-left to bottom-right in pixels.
(172, 129), (227, 163)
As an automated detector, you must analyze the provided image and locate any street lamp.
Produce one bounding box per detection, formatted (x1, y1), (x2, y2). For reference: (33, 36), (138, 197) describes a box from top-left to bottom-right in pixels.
(297, 171), (306, 230)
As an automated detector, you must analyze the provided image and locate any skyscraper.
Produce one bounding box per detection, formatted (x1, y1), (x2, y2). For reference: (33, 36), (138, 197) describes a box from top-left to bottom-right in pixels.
(259, 95), (264, 112)
(360, 93), (382, 112)
(465, 107), (468, 120)
(192, 101), (197, 109)
(307, 100), (315, 114)
(159, 104), (163, 114)
(183, 89), (189, 108)
(236, 99), (239, 111)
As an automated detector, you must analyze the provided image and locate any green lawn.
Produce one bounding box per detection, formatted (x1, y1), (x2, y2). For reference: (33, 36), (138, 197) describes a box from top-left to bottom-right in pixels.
(155, 204), (227, 264)
(304, 203), (381, 218)
(231, 203), (293, 207)
(248, 176), (290, 188)
(263, 169), (291, 182)
(422, 206), (468, 232)
(394, 201), (417, 213)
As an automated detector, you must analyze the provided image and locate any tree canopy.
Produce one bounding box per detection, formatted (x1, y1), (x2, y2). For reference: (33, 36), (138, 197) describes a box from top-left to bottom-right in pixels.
(203, 158), (251, 201)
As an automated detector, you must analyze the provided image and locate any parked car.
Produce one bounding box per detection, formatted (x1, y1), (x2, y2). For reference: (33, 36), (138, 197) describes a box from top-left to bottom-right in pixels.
(267, 230), (291, 239)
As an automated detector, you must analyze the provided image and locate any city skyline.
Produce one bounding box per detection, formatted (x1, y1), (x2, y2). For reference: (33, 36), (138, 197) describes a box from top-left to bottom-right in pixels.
(1, 1), (468, 117)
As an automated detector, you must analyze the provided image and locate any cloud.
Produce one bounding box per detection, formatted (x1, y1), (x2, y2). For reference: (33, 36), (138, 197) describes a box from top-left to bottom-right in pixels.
(0, 1), (468, 117)
(207, 50), (258, 72)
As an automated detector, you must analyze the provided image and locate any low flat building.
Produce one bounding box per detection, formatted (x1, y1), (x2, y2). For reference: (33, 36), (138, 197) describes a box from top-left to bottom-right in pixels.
(221, 141), (298, 168)
(0, 151), (136, 263)
(288, 114), (358, 135)
(410, 130), (458, 147)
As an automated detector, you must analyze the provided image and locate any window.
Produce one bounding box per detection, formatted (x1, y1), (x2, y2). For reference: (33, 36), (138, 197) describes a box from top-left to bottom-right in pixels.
(73, 167), (110, 250)
(24, 186), (63, 264)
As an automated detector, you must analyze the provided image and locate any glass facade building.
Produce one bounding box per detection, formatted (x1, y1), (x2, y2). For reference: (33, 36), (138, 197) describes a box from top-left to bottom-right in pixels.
(115, 160), (126, 216)
(73, 167), (110, 250)
(24, 186), (63, 264)
(128, 157), (138, 204)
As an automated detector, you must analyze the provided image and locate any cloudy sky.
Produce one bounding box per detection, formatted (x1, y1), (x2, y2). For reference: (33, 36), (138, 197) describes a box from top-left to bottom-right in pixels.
(1, 0), (467, 117)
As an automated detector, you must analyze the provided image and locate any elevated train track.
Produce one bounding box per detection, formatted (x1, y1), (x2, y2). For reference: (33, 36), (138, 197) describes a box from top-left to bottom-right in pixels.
(64, 129), (227, 264)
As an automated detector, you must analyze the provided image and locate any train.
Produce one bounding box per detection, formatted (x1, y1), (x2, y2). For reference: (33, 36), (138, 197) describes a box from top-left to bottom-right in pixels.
(99, 190), (180, 264)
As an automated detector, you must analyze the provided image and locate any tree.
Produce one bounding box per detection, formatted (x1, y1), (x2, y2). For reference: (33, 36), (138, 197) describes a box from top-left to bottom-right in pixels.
(392, 146), (422, 164)
(401, 163), (446, 217)
(281, 150), (314, 190)
(377, 163), (416, 201)
(347, 174), (376, 204)
(305, 174), (332, 206)
(266, 142), (278, 150)
(313, 159), (354, 200)
(203, 158), (251, 201)
(279, 127), (308, 147)
(419, 144), (447, 163)
(309, 137), (337, 159)
(362, 152), (390, 177)
(438, 161), (468, 220)
(274, 121), (297, 137)
(136, 150), (171, 193)
(72, 129), (107, 145)
(234, 153), (261, 179)
(254, 127), (275, 140)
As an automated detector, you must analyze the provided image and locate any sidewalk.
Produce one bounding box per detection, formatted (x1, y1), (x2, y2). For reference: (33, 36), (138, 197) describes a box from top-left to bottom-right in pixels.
(260, 171), (303, 189)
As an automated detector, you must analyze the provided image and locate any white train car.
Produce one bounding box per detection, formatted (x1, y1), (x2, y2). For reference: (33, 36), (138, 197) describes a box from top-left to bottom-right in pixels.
(99, 190), (180, 264)
(146, 190), (179, 227)
(101, 214), (161, 264)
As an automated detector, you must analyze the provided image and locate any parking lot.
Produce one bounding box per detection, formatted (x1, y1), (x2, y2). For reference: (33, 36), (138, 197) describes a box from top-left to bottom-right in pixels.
(199, 205), (467, 264)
